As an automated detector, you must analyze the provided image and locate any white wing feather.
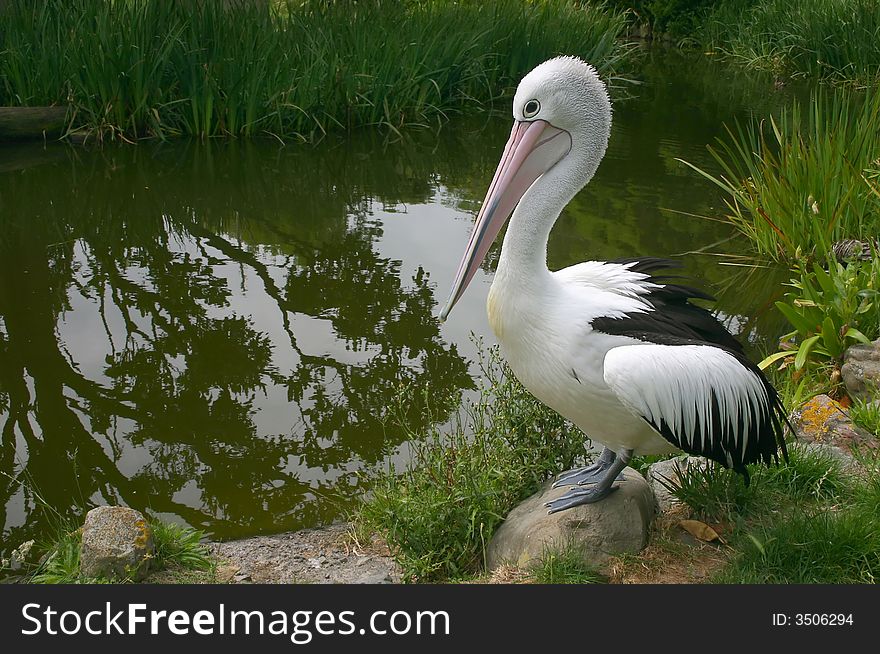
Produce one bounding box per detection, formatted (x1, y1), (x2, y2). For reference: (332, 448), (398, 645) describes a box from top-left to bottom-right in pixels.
(603, 344), (769, 461)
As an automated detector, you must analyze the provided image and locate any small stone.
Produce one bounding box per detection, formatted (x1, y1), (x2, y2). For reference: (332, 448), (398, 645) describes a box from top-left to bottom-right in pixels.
(842, 340), (880, 401)
(486, 467), (653, 573)
(80, 506), (154, 581)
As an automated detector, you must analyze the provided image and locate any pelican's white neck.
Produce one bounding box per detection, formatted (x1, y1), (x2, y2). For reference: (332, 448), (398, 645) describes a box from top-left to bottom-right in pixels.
(495, 130), (607, 289)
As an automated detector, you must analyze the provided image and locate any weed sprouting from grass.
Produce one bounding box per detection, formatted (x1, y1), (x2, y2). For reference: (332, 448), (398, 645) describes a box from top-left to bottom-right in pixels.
(357, 344), (586, 582)
(530, 542), (602, 584)
(0, 0), (632, 141)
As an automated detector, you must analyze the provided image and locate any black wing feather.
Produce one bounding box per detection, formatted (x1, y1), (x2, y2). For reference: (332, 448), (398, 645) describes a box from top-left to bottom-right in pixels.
(597, 258), (790, 474)
(602, 257), (742, 352)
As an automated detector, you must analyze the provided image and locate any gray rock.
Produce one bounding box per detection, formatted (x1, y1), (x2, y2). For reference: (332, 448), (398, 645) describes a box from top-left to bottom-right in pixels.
(486, 467), (653, 573)
(647, 456), (707, 513)
(80, 506), (154, 581)
(842, 340), (880, 401)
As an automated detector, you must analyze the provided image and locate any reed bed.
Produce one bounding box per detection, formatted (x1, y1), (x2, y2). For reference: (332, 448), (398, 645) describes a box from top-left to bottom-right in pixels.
(682, 90), (880, 262)
(702, 0), (880, 86)
(0, 0), (630, 141)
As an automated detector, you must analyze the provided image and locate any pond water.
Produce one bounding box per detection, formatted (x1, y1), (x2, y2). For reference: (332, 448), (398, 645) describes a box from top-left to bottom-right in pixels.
(0, 50), (793, 555)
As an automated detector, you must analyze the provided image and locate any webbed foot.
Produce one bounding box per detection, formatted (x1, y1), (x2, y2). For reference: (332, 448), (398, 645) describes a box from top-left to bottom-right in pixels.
(545, 485), (618, 514)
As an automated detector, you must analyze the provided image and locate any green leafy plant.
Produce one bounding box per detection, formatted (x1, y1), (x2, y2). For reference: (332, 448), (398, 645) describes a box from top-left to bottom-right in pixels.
(760, 259), (879, 372)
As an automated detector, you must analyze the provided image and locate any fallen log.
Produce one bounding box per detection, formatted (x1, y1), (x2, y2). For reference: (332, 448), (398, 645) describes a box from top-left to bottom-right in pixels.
(0, 106), (68, 140)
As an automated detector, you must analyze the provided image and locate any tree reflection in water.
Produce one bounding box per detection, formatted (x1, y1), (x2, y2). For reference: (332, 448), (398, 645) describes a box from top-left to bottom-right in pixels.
(0, 129), (491, 554)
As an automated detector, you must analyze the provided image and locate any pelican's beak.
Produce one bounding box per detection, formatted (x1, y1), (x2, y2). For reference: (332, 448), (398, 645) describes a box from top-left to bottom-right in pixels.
(439, 119), (571, 321)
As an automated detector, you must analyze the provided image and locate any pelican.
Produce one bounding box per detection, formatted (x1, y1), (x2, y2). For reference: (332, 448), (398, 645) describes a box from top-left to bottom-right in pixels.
(439, 56), (789, 514)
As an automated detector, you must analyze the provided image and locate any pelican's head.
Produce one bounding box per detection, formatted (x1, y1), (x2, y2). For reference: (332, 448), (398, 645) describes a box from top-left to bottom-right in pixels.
(439, 56), (611, 321)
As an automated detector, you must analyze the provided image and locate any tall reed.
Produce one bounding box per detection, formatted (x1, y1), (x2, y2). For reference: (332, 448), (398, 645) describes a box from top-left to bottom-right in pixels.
(0, 0), (631, 141)
(703, 0), (880, 86)
(682, 90), (880, 262)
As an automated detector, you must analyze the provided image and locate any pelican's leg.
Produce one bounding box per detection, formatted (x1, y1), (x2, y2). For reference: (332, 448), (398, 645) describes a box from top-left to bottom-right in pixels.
(552, 447), (618, 488)
(545, 449), (632, 514)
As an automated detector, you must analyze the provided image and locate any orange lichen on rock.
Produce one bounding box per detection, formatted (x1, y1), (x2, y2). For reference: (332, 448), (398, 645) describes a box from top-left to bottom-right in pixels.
(795, 395), (846, 441)
(791, 393), (877, 454)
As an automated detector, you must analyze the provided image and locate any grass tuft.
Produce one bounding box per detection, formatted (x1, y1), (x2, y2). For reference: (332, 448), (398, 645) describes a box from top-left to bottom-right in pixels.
(681, 90), (880, 263)
(666, 443), (848, 522)
(150, 520), (215, 572)
(530, 542), (602, 584)
(848, 397), (880, 437)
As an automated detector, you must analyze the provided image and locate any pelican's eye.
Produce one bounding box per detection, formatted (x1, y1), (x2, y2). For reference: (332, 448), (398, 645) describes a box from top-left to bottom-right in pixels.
(522, 99), (541, 119)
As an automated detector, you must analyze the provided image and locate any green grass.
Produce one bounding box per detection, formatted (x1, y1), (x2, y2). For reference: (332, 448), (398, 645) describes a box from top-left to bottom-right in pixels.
(0, 0), (631, 141)
(665, 441), (880, 583)
(667, 444), (850, 523)
(530, 542), (603, 584)
(715, 508), (880, 583)
(356, 344), (587, 582)
(682, 90), (880, 262)
(849, 397), (880, 437)
(763, 365), (832, 415)
(702, 0), (880, 86)
(150, 520), (215, 573)
(29, 518), (214, 584)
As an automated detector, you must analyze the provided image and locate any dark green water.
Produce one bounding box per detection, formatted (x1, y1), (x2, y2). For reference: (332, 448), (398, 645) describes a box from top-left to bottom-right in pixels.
(0, 51), (791, 556)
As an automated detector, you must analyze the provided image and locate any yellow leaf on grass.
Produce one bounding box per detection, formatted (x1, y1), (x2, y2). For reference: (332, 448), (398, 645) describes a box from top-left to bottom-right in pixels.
(679, 519), (723, 543)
